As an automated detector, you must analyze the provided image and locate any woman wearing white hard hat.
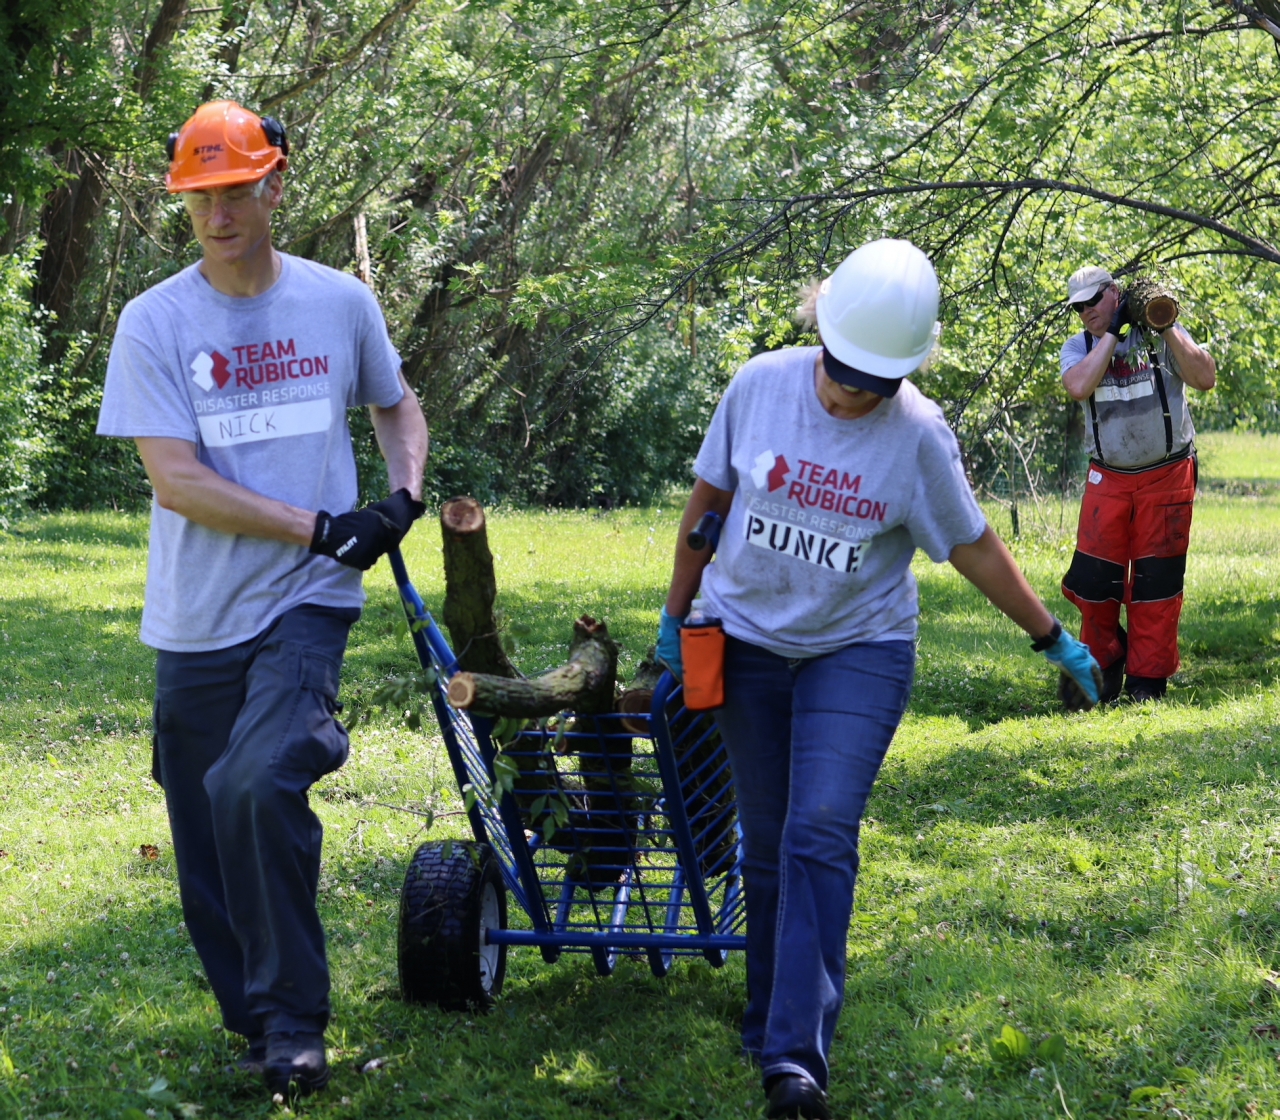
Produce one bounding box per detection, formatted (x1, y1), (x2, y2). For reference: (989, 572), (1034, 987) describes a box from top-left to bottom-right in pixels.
(655, 239), (1100, 1118)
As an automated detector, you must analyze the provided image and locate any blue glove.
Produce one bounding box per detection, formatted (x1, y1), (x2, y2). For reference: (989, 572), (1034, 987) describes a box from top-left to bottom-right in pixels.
(656, 607), (683, 681)
(1041, 626), (1102, 709)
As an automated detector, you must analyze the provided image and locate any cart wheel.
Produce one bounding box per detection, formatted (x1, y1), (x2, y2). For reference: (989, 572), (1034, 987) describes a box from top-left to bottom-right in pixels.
(590, 944), (617, 977)
(398, 840), (507, 1011)
(646, 947), (672, 978)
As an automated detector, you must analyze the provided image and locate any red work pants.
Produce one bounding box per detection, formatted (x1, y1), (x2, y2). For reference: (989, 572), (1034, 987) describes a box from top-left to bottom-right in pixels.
(1060, 457), (1196, 680)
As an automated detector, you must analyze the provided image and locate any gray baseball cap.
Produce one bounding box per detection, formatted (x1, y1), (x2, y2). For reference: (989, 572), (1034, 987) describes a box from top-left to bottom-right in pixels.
(1066, 265), (1113, 304)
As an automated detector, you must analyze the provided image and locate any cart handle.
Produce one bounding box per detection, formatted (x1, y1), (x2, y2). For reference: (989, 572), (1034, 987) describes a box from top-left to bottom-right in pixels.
(387, 547), (459, 677)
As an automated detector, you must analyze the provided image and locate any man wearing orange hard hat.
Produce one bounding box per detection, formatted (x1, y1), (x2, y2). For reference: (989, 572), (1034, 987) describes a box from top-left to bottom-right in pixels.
(96, 101), (429, 1098)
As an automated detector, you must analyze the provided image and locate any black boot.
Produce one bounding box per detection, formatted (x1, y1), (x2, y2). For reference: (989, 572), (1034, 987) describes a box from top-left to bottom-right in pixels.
(765, 1074), (831, 1119)
(1125, 675), (1167, 703)
(228, 1035), (266, 1075)
(1099, 626), (1126, 703)
(263, 1032), (330, 1096)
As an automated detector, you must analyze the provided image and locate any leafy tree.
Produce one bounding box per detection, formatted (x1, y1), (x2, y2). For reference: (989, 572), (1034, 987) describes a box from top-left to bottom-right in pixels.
(3, 0), (1279, 509)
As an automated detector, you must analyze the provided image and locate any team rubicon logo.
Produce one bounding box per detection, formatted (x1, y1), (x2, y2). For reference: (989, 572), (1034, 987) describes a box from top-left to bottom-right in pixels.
(190, 350), (232, 391)
(750, 450), (790, 492)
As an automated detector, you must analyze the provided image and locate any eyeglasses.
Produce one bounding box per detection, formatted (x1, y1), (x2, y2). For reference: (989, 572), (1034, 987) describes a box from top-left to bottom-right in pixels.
(182, 185), (261, 217)
(1069, 287), (1109, 313)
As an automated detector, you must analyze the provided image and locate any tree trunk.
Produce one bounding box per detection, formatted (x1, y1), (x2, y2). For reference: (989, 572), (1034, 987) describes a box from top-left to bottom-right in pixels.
(447, 615), (617, 717)
(439, 496), (563, 828)
(34, 150), (106, 341)
(202, 0), (252, 101)
(35, 0), (188, 345)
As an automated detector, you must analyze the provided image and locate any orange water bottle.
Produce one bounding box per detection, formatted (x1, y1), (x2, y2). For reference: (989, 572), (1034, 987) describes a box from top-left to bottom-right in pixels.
(680, 601), (725, 711)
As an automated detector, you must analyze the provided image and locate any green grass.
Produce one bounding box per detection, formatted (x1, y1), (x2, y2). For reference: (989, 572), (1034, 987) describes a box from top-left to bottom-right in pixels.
(1197, 431), (1280, 487)
(4, 433), (1280, 1118)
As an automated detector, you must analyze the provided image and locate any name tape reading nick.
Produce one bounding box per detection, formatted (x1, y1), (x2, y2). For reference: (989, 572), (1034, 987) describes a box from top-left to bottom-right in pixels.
(196, 398), (331, 448)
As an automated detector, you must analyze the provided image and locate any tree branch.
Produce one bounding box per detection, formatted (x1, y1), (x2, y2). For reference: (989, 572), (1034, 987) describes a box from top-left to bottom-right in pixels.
(1220, 0), (1280, 41)
(258, 0), (426, 112)
(135, 0), (190, 100)
(721, 177), (1280, 265)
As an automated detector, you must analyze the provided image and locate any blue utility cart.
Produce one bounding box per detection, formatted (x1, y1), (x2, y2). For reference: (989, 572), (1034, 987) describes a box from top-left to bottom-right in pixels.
(387, 549), (746, 1009)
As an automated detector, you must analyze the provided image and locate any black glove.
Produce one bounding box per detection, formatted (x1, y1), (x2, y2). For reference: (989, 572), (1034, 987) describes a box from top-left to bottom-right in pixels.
(309, 489), (426, 570)
(1107, 294), (1131, 338)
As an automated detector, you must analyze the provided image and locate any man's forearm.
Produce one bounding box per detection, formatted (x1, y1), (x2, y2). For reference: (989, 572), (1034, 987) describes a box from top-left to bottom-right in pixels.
(1062, 333), (1117, 401)
(370, 373), (429, 500)
(1164, 327), (1217, 391)
(135, 437), (315, 545)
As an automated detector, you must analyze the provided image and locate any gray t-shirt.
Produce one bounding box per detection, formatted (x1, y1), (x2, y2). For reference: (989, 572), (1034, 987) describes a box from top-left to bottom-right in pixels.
(694, 347), (988, 658)
(1060, 325), (1197, 469)
(97, 254), (404, 652)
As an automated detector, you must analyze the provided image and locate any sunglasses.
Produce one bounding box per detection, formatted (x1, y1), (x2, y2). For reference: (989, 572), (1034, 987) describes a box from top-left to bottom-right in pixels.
(1069, 287), (1110, 313)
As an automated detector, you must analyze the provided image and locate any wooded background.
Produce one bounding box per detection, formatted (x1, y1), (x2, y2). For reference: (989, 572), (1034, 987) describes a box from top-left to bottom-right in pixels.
(1, 0), (1278, 514)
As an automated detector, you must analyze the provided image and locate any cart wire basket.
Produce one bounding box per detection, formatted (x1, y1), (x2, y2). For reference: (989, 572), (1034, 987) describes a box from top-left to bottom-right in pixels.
(388, 549), (747, 1010)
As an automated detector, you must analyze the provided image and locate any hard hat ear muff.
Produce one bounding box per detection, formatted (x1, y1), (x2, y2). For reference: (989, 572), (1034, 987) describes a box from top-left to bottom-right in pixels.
(261, 116), (289, 156)
(166, 132), (179, 162)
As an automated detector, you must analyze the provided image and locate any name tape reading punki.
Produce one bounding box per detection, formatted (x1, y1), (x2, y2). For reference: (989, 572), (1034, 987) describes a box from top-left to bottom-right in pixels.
(196, 398), (331, 448)
(745, 513), (870, 574)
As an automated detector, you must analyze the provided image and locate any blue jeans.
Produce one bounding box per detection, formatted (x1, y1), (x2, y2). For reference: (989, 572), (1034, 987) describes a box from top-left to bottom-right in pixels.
(716, 635), (915, 1089)
(154, 604), (359, 1041)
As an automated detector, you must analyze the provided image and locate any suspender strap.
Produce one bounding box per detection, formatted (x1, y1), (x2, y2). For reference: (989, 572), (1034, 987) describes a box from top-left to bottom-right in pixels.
(1083, 329), (1175, 464)
(1144, 334), (1175, 459)
(1083, 332), (1106, 465)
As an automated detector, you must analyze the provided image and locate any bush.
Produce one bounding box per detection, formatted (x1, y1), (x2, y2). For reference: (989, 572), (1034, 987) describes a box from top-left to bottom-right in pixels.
(0, 249), (48, 516)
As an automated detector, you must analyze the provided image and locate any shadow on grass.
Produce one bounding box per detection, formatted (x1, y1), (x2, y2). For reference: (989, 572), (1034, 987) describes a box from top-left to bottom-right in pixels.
(869, 714), (1280, 844)
(5, 514), (150, 550)
(0, 596), (148, 691)
(5, 878), (753, 1120)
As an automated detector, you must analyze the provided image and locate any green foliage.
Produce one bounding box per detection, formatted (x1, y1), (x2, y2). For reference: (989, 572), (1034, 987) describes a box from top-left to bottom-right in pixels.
(0, 0), (104, 207)
(988, 1024), (1031, 1062)
(0, 248), (47, 512)
(6, 1), (1280, 508)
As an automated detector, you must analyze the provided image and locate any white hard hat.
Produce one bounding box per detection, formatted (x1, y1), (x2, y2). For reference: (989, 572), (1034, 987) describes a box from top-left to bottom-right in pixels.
(815, 239), (941, 381)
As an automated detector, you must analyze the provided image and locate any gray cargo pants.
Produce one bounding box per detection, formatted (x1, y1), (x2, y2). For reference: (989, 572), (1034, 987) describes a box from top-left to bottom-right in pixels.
(153, 603), (360, 1040)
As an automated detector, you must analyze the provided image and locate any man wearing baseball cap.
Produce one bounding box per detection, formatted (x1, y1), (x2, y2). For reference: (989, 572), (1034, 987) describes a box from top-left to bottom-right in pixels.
(96, 101), (429, 1096)
(1058, 265), (1216, 705)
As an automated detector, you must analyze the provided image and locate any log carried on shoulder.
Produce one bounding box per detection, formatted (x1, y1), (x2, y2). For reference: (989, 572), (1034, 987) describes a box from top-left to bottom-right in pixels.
(447, 615), (618, 718)
(1126, 276), (1180, 333)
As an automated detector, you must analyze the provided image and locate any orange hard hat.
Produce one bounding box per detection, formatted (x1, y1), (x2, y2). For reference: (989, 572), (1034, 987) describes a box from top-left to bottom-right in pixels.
(164, 100), (289, 193)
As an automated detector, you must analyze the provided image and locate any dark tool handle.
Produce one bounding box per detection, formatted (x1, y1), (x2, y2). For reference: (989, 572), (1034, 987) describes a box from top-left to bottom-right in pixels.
(687, 511), (723, 553)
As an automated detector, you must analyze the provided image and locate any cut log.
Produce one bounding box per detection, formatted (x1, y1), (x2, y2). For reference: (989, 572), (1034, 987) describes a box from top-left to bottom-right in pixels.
(1126, 276), (1180, 332)
(568, 714), (642, 891)
(440, 496), (518, 679)
(439, 497), (558, 826)
(447, 615), (618, 717)
(615, 649), (665, 733)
